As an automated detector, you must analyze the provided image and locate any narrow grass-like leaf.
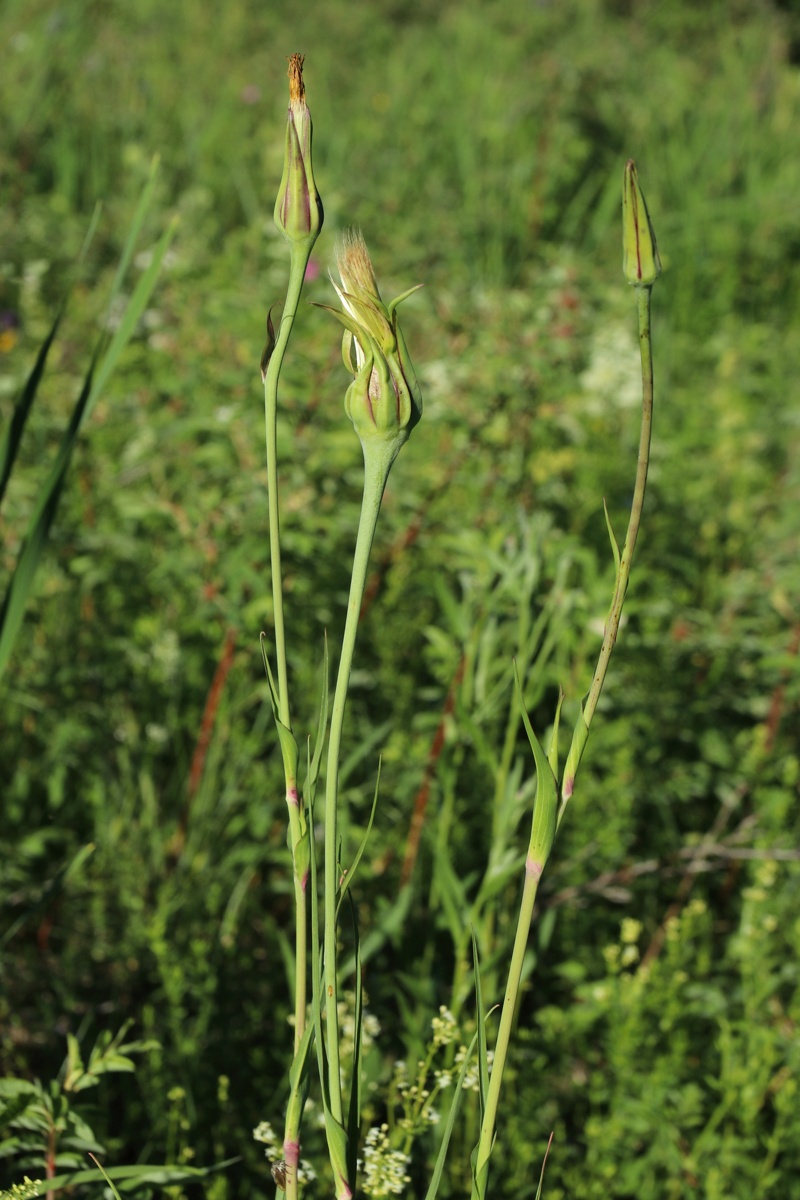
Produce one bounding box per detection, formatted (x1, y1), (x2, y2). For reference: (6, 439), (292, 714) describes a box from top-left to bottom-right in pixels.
(282, 1020), (315, 1183)
(339, 718), (392, 788)
(336, 759), (381, 918)
(469, 930), (491, 1200)
(0, 365), (93, 681)
(87, 214), (177, 419)
(0, 204), (100, 508)
(431, 842), (472, 950)
(0, 203), (176, 683)
(547, 687), (565, 781)
(602, 497), (621, 574)
(303, 634), (329, 803)
(534, 1132), (554, 1200)
(259, 633), (300, 783)
(40, 1159), (238, 1193)
(514, 664), (557, 868)
(307, 785), (351, 1199)
(103, 156), (161, 322)
(423, 1028), (479, 1200)
(560, 706), (590, 826)
(471, 930), (490, 1120)
(345, 895), (363, 1189)
(89, 1153), (124, 1200)
(0, 305), (65, 508)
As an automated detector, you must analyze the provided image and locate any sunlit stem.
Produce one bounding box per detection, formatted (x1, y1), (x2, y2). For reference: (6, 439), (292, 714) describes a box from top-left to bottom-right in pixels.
(472, 856), (544, 1200)
(323, 439), (395, 1129)
(263, 242), (314, 1200)
(264, 242), (312, 733)
(583, 284), (654, 729)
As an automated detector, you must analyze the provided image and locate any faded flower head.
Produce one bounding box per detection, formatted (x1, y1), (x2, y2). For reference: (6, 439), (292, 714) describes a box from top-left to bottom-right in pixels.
(274, 54), (323, 248)
(328, 230), (422, 453)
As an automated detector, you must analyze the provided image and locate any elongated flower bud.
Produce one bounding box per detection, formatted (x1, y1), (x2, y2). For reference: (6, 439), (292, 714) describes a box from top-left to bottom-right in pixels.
(325, 230), (422, 456)
(274, 54), (323, 248)
(622, 159), (660, 286)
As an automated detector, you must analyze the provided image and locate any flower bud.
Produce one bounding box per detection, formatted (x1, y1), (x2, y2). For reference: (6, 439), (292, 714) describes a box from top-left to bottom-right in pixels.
(274, 54), (323, 248)
(622, 159), (660, 286)
(327, 230), (422, 453)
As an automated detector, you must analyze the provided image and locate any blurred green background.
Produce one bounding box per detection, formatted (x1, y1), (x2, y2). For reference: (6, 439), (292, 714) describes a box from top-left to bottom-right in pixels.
(2, 0), (800, 1197)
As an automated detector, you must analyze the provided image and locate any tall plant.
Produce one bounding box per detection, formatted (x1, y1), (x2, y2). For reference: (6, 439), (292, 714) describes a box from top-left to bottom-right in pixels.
(259, 57), (660, 1200)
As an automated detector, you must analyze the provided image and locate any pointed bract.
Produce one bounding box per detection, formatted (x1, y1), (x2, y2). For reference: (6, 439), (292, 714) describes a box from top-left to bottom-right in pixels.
(274, 54), (323, 248)
(330, 230), (422, 454)
(622, 159), (660, 286)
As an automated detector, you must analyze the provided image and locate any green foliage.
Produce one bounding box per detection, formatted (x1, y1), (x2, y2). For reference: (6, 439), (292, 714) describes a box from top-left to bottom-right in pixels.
(0, 1026), (154, 1178)
(2, 0), (799, 1198)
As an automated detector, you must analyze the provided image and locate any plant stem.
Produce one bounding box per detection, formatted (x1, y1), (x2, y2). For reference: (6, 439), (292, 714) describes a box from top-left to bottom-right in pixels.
(323, 440), (395, 1127)
(472, 855), (543, 1199)
(264, 243), (310, 732)
(264, 245), (312, 1052)
(262, 243), (312, 1200)
(583, 284), (654, 729)
(473, 286), (656, 1197)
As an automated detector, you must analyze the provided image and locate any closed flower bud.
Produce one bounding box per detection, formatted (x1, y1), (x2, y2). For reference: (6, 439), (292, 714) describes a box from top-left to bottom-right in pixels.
(622, 159), (660, 286)
(274, 54), (323, 248)
(326, 230), (422, 454)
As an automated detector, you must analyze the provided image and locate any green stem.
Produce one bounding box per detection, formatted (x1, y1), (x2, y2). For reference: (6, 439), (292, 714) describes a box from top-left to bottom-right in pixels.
(473, 287), (655, 1197)
(263, 242), (313, 1200)
(583, 284), (654, 729)
(472, 856), (543, 1199)
(264, 243), (310, 731)
(263, 243), (314, 1055)
(323, 439), (395, 1130)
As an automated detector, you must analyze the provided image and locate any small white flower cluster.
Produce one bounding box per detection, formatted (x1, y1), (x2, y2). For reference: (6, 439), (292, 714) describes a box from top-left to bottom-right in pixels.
(430, 1006), (458, 1050)
(361, 1124), (411, 1197)
(391, 1057), (440, 1137)
(253, 1121), (280, 1153)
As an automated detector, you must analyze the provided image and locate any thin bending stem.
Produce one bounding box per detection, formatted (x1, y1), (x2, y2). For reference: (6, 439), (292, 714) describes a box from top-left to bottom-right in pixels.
(584, 283), (654, 728)
(472, 859), (543, 1199)
(323, 442), (394, 1129)
(263, 243), (312, 1200)
(264, 244), (310, 732)
(472, 284), (655, 1199)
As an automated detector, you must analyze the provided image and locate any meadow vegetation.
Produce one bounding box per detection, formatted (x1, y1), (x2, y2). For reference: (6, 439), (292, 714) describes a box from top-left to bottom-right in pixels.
(1, 1), (799, 1197)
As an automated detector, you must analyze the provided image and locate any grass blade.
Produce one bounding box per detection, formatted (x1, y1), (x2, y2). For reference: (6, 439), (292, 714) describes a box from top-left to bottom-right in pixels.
(0, 207), (176, 683)
(0, 304), (65, 508)
(423, 1029), (479, 1200)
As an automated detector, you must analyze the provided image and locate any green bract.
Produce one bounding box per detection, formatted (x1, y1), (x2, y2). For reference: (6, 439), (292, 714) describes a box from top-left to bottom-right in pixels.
(622, 158), (661, 286)
(274, 54), (323, 249)
(327, 230), (422, 456)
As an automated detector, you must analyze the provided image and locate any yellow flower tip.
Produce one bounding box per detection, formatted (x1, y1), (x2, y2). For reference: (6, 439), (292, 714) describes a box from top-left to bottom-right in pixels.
(622, 158), (661, 286)
(335, 229), (381, 305)
(287, 53), (305, 108)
